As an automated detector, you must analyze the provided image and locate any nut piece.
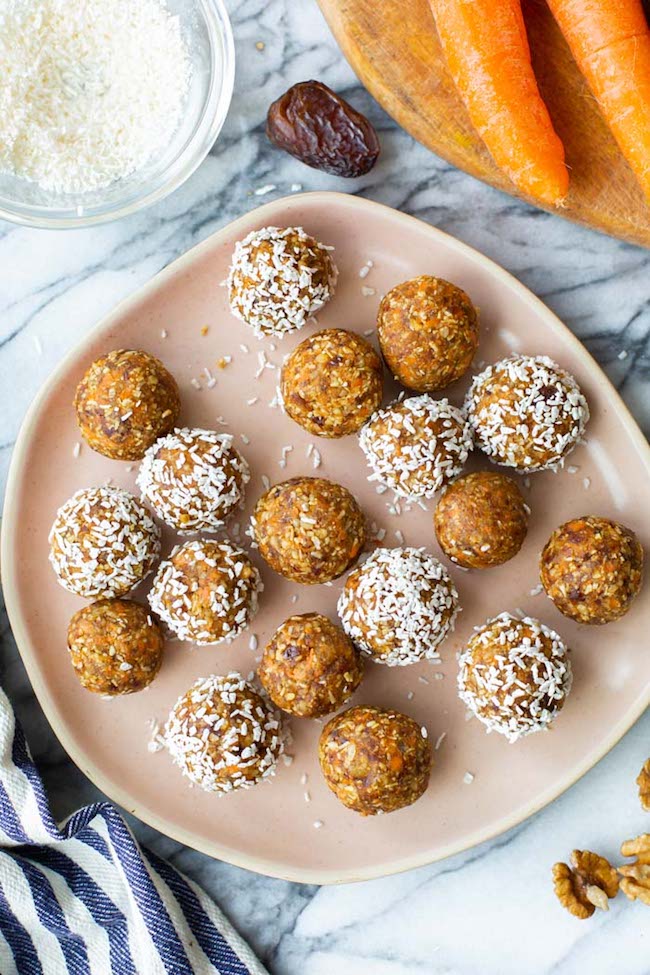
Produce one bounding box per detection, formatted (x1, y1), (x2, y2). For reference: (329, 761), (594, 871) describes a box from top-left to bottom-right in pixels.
(552, 850), (619, 919)
(619, 834), (650, 905)
(377, 276), (479, 392)
(637, 759), (650, 812)
(267, 80), (380, 177)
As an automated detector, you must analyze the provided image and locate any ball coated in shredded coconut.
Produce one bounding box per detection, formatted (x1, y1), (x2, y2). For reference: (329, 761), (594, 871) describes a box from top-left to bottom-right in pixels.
(228, 226), (337, 338)
(49, 486), (161, 599)
(464, 355), (589, 471)
(137, 428), (249, 534)
(359, 395), (472, 500)
(337, 546), (459, 666)
(148, 539), (262, 645)
(457, 612), (572, 742)
(165, 673), (284, 793)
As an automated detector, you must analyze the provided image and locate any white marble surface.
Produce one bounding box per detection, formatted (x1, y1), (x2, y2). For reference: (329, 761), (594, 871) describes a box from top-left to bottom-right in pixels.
(2, 1), (650, 972)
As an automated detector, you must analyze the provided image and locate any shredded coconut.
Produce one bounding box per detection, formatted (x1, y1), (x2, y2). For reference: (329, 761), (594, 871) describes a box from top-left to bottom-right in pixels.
(0, 0), (190, 193)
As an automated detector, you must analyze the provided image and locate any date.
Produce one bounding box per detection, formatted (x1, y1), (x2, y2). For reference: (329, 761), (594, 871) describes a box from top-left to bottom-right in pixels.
(266, 80), (380, 178)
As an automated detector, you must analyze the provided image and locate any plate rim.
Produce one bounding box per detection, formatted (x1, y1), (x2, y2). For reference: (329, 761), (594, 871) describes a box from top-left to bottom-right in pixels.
(3, 190), (650, 884)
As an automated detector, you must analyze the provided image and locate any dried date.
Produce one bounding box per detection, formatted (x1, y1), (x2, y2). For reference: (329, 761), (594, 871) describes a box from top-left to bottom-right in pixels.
(266, 80), (380, 178)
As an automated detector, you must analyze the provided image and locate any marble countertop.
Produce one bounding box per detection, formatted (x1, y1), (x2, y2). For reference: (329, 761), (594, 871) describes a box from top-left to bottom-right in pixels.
(2, 1), (650, 972)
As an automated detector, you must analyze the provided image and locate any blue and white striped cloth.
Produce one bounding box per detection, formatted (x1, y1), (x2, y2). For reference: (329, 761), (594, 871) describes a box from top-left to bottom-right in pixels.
(0, 686), (267, 975)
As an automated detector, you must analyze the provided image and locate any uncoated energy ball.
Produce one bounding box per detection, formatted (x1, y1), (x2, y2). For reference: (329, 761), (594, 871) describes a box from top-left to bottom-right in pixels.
(377, 276), (479, 392)
(319, 705), (432, 815)
(540, 516), (644, 624)
(258, 613), (364, 718)
(74, 349), (181, 461)
(434, 470), (529, 568)
(281, 328), (383, 438)
(251, 476), (366, 584)
(67, 599), (163, 695)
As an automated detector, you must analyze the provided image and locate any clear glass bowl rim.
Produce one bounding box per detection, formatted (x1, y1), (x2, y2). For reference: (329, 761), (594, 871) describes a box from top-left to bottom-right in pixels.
(0, 0), (235, 230)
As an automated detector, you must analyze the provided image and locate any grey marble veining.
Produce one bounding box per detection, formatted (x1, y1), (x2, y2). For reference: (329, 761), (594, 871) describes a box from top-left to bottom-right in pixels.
(1, 1), (649, 972)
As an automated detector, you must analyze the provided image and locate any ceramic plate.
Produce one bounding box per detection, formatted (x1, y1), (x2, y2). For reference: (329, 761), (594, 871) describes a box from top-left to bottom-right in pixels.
(3, 192), (650, 884)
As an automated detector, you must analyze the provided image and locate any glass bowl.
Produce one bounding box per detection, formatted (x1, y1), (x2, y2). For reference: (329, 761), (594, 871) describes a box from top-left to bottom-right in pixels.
(0, 0), (234, 229)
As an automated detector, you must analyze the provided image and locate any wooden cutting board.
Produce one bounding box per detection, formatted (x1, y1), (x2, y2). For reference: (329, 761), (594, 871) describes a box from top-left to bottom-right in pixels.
(317, 0), (650, 247)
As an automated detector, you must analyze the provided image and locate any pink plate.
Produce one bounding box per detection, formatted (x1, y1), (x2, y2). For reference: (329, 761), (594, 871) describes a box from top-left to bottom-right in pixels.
(3, 192), (650, 884)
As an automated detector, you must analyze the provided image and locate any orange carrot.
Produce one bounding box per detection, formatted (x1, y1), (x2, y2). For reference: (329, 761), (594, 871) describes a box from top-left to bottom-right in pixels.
(429, 0), (569, 205)
(546, 0), (650, 199)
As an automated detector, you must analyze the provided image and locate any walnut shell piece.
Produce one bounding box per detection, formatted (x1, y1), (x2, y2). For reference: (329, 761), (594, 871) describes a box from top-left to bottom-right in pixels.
(619, 834), (650, 905)
(318, 705), (432, 815)
(258, 613), (364, 718)
(281, 328), (383, 438)
(540, 516), (644, 625)
(434, 470), (528, 569)
(67, 599), (163, 695)
(552, 850), (619, 919)
(637, 760), (650, 812)
(377, 276), (479, 392)
(74, 349), (181, 461)
(251, 476), (366, 584)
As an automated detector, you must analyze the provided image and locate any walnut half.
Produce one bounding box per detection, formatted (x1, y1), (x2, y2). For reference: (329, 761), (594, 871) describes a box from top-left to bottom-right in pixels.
(637, 759), (650, 812)
(619, 834), (650, 906)
(552, 850), (619, 919)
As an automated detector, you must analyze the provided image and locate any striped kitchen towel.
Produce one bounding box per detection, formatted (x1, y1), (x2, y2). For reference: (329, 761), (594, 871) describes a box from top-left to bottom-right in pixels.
(0, 685), (268, 975)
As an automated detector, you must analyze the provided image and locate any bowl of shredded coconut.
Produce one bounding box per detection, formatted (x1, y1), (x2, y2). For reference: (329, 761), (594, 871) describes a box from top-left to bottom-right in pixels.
(0, 0), (234, 227)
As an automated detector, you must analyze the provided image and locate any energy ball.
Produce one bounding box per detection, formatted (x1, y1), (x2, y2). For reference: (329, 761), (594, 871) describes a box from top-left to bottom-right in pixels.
(49, 486), (161, 599)
(457, 612), (572, 742)
(67, 599), (163, 695)
(280, 328), (383, 438)
(337, 547), (459, 666)
(258, 613), (364, 718)
(377, 276), (479, 391)
(359, 395), (472, 500)
(465, 355), (589, 471)
(228, 226), (337, 338)
(251, 477), (366, 584)
(434, 471), (529, 569)
(165, 673), (284, 793)
(319, 705), (432, 815)
(148, 539), (262, 645)
(137, 428), (249, 534)
(74, 349), (181, 461)
(540, 516), (644, 624)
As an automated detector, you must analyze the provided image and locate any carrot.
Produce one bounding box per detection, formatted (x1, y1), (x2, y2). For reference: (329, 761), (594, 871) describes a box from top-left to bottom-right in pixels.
(546, 0), (650, 199)
(429, 0), (569, 205)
